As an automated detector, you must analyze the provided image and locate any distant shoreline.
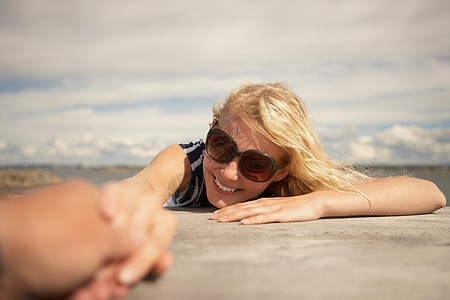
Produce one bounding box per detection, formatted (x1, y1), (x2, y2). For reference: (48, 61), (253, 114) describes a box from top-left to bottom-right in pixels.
(0, 165), (146, 171)
(1, 166), (449, 206)
(1, 165), (449, 190)
(1, 164), (449, 172)
(354, 165), (450, 175)
(0, 169), (63, 190)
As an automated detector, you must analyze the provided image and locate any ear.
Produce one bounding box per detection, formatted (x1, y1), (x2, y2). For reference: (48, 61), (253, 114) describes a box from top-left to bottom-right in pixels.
(272, 166), (290, 182)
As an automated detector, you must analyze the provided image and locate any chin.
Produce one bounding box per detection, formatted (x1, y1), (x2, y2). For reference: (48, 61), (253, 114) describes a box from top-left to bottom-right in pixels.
(208, 199), (227, 208)
(205, 189), (228, 208)
(205, 186), (239, 208)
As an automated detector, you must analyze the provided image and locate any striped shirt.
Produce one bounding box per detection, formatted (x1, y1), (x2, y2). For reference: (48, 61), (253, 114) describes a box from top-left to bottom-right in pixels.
(164, 140), (211, 207)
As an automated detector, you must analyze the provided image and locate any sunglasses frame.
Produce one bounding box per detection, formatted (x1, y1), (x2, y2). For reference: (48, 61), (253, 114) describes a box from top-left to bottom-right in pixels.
(205, 127), (289, 182)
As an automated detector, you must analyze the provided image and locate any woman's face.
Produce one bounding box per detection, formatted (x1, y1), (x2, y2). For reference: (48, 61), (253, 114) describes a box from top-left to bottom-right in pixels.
(203, 113), (290, 208)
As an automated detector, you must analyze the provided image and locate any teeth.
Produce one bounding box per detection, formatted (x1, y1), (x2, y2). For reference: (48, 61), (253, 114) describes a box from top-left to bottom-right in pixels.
(215, 177), (237, 192)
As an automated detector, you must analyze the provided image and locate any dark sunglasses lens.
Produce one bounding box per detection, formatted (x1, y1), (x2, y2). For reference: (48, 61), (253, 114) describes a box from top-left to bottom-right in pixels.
(207, 131), (235, 162)
(241, 152), (273, 182)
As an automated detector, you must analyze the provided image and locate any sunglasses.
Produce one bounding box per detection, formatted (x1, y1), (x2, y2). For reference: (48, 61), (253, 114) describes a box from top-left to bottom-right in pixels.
(205, 127), (289, 182)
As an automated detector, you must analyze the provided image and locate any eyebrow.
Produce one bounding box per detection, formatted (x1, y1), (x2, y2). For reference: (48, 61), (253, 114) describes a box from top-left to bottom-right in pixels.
(216, 127), (273, 157)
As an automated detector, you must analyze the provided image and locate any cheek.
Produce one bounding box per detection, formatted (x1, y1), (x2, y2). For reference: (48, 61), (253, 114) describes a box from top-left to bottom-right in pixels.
(203, 155), (215, 172)
(246, 182), (271, 195)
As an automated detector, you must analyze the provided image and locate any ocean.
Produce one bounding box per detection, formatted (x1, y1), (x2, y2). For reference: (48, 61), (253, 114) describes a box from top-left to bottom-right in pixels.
(53, 166), (450, 206)
(1, 166), (449, 206)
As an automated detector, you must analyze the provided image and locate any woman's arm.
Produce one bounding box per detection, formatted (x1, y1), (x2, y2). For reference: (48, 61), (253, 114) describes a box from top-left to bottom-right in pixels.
(102, 144), (191, 211)
(322, 176), (445, 217)
(93, 145), (187, 292)
(211, 176), (446, 224)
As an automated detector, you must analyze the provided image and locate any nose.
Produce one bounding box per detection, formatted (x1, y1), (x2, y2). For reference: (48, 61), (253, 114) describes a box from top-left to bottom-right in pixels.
(220, 158), (239, 181)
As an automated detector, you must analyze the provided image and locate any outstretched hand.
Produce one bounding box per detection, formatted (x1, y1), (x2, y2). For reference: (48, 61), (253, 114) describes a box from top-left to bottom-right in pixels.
(0, 179), (177, 300)
(93, 181), (177, 287)
(0, 180), (147, 299)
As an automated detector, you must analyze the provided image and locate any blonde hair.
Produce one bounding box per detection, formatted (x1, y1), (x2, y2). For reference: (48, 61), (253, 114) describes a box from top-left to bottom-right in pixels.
(212, 81), (369, 197)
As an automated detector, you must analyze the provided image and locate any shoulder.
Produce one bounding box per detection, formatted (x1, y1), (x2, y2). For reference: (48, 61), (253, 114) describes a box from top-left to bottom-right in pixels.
(179, 140), (205, 154)
(179, 140), (205, 170)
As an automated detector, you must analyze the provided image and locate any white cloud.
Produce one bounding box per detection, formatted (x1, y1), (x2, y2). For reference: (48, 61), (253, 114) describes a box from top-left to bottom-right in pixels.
(0, 0), (449, 166)
(347, 125), (450, 165)
(1, 0), (449, 77)
(2, 124), (449, 167)
(0, 135), (165, 166)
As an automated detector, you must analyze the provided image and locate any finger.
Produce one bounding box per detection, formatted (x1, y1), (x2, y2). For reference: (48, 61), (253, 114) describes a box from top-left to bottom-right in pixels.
(217, 204), (281, 222)
(104, 225), (146, 259)
(210, 202), (251, 220)
(70, 279), (117, 300)
(101, 183), (140, 227)
(239, 205), (314, 224)
(110, 284), (129, 299)
(93, 263), (117, 282)
(241, 211), (285, 225)
(74, 264), (128, 300)
(93, 273), (128, 300)
(109, 191), (141, 229)
(68, 281), (96, 300)
(89, 281), (109, 300)
(129, 192), (161, 231)
(118, 211), (177, 285)
(92, 266), (130, 300)
(152, 251), (173, 276)
(211, 198), (280, 220)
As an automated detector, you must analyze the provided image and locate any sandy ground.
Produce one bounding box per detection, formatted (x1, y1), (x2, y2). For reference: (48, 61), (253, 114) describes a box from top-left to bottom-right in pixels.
(125, 207), (450, 300)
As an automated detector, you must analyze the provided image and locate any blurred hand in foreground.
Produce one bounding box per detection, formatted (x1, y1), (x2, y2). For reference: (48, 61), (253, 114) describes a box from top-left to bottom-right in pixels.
(94, 181), (177, 288)
(0, 179), (177, 300)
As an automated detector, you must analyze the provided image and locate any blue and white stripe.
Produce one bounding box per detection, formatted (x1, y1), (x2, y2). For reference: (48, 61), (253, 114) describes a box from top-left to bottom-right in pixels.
(164, 140), (209, 207)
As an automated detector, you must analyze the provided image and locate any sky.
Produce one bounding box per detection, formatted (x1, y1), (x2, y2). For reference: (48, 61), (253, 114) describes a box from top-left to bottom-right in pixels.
(0, 0), (449, 167)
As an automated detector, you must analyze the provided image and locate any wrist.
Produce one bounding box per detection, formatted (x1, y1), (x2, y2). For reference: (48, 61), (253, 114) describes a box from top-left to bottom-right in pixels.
(309, 190), (331, 219)
(317, 188), (371, 218)
(124, 174), (153, 189)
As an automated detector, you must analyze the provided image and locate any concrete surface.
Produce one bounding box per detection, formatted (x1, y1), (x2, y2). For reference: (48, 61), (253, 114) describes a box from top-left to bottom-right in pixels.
(125, 207), (450, 300)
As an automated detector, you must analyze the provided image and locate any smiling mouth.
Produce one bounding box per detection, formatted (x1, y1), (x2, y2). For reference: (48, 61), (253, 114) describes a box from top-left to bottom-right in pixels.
(214, 176), (239, 193)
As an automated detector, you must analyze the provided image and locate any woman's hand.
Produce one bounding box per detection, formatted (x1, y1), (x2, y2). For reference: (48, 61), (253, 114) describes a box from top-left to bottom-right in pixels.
(210, 193), (327, 225)
(97, 180), (177, 285)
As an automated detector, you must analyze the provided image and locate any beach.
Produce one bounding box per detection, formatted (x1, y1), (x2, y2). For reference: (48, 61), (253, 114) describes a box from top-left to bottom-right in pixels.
(1, 166), (449, 300)
(125, 206), (450, 300)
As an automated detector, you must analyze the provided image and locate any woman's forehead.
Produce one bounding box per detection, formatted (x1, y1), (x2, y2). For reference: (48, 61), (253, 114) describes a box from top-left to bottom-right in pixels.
(218, 113), (253, 140)
(218, 113), (285, 159)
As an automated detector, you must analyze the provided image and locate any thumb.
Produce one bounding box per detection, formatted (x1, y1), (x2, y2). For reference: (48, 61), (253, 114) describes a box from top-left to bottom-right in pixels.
(104, 226), (146, 259)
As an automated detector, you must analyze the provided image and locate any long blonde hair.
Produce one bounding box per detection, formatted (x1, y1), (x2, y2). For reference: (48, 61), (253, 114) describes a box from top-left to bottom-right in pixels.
(212, 81), (368, 197)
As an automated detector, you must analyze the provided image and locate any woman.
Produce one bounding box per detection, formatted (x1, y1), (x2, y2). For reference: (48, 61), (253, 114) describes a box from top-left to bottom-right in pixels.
(103, 81), (445, 223)
(100, 81), (445, 289)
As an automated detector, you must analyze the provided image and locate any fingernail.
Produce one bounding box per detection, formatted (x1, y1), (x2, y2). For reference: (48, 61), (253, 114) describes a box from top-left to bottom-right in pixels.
(210, 211), (218, 219)
(119, 268), (135, 284)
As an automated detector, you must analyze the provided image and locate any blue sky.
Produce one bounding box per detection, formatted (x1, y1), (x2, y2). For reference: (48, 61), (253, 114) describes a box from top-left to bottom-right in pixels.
(0, 0), (449, 166)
